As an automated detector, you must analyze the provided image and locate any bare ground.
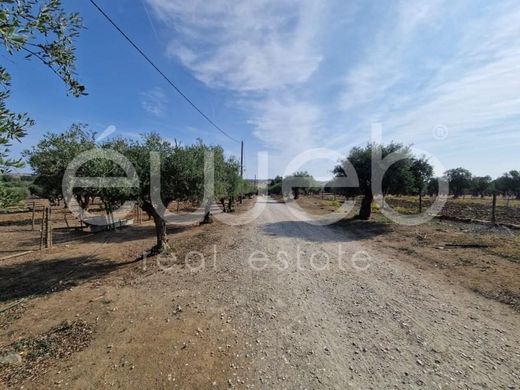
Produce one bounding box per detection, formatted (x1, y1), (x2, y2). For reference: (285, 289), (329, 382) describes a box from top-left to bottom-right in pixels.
(1, 196), (519, 389)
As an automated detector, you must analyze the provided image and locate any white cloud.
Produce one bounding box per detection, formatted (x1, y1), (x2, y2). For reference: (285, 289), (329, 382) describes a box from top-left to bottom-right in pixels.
(247, 95), (322, 152)
(339, 0), (446, 111)
(140, 87), (168, 117)
(145, 0), (332, 161)
(387, 4), (520, 142)
(147, 0), (324, 91)
(337, 1), (520, 173)
(144, 0), (520, 177)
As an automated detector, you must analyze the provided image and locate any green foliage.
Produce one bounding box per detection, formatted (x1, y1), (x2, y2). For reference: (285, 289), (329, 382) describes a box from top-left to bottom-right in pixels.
(445, 167), (472, 198)
(0, 174), (32, 207)
(26, 127), (249, 250)
(333, 142), (414, 219)
(283, 171), (319, 199)
(23, 124), (96, 204)
(268, 175), (283, 195)
(410, 156), (434, 196)
(427, 177), (439, 196)
(0, 0), (84, 174)
(471, 176), (492, 197)
(495, 170), (520, 198)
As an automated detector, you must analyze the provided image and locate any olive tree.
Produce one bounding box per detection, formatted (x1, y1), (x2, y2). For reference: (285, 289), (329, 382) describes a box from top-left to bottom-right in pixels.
(27, 127), (246, 253)
(268, 176), (283, 195)
(445, 168), (472, 198)
(24, 124), (96, 206)
(283, 171), (317, 199)
(471, 176), (492, 198)
(495, 170), (520, 199)
(410, 157), (434, 212)
(111, 135), (235, 253)
(333, 143), (414, 220)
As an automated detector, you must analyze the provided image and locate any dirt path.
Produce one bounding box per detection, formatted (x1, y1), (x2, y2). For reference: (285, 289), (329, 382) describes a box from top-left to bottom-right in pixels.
(207, 197), (519, 389)
(1, 197), (519, 389)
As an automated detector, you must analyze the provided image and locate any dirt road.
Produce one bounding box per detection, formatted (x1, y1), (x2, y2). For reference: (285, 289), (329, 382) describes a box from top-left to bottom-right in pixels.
(208, 197), (519, 388)
(1, 196), (519, 388)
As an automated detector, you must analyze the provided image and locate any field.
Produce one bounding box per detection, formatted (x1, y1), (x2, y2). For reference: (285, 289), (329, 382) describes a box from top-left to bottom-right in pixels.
(295, 195), (520, 310)
(0, 199), (201, 258)
(384, 195), (520, 225)
(0, 199), (245, 388)
(0, 196), (519, 388)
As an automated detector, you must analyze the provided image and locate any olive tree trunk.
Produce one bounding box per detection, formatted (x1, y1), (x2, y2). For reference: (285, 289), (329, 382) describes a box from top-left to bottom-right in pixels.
(358, 189), (373, 220)
(142, 201), (168, 253)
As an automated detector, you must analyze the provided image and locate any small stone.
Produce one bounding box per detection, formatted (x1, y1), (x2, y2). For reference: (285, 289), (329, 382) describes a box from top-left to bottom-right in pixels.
(0, 352), (22, 365)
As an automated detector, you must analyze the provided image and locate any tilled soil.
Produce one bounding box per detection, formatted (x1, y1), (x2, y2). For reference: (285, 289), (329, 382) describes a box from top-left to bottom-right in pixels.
(385, 196), (520, 225)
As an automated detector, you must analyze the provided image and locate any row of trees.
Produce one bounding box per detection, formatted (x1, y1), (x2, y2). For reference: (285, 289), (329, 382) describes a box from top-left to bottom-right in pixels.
(0, 1), (257, 254)
(441, 168), (520, 199)
(268, 144), (436, 220)
(24, 124), (254, 252)
(268, 172), (321, 199)
(267, 143), (519, 221)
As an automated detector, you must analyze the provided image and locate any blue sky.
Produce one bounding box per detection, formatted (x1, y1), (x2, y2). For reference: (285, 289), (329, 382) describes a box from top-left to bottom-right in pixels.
(7, 0), (520, 179)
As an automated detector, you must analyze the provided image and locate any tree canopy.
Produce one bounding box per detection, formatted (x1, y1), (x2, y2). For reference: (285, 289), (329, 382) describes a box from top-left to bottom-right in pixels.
(25, 128), (249, 252)
(333, 142), (416, 219)
(495, 170), (520, 199)
(283, 171), (319, 199)
(445, 168), (472, 198)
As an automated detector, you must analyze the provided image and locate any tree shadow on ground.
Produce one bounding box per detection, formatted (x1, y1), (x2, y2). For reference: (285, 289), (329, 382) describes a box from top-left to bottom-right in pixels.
(262, 217), (392, 242)
(331, 217), (394, 239)
(0, 254), (140, 303)
(0, 219), (33, 227)
(65, 224), (189, 245)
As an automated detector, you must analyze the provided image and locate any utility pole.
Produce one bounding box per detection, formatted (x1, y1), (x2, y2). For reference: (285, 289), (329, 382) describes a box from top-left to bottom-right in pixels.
(240, 140), (244, 178)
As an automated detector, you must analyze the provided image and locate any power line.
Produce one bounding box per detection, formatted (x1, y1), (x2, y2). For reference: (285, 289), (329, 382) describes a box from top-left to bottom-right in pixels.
(88, 0), (240, 144)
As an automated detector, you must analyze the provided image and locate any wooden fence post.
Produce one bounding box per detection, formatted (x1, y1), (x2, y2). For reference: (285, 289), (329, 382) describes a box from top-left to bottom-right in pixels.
(39, 207), (46, 250)
(44, 207), (53, 249)
(49, 207), (53, 247)
(31, 201), (36, 231)
(45, 207), (49, 248)
(491, 193), (497, 225)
